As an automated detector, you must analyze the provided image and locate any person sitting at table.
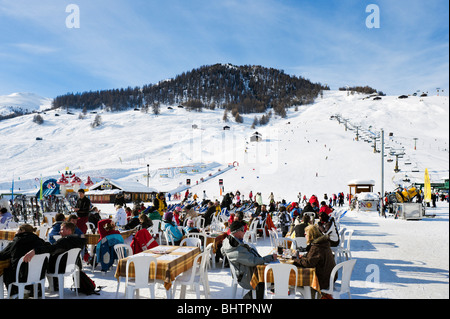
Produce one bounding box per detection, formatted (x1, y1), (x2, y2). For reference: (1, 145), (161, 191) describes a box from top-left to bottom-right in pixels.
(98, 219), (120, 240)
(317, 212), (340, 247)
(95, 219), (123, 272)
(23, 222), (86, 289)
(48, 213), (66, 244)
(288, 214), (312, 238)
(67, 214), (84, 236)
(161, 211), (184, 245)
(0, 207), (13, 224)
(0, 224), (48, 296)
(114, 205), (127, 228)
(221, 221), (277, 299)
(138, 213), (153, 229)
(173, 206), (182, 226)
(293, 224), (336, 294)
(203, 201), (216, 227)
(184, 219), (200, 234)
(124, 209), (140, 230)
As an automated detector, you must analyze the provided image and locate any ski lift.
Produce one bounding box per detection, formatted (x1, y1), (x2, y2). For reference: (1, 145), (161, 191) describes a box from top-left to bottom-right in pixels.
(387, 158), (393, 163)
(405, 162), (412, 165)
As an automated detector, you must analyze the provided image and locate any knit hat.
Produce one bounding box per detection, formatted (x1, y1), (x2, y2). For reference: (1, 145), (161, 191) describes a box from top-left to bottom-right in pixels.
(164, 212), (173, 221)
(230, 221), (245, 234)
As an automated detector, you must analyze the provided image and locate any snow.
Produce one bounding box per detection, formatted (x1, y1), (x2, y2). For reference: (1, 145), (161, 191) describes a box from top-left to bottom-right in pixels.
(0, 92), (52, 116)
(0, 90), (448, 299)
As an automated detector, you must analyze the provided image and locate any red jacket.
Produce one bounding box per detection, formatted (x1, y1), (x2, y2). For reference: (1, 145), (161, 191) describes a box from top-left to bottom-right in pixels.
(319, 205), (333, 216)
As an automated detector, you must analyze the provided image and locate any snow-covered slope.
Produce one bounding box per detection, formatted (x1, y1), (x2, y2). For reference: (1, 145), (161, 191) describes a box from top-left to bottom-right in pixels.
(0, 90), (448, 200)
(0, 92), (53, 116)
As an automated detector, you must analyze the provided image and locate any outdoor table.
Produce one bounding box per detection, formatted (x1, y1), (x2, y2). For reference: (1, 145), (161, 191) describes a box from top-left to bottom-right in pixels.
(84, 229), (135, 245)
(114, 245), (201, 298)
(0, 229), (17, 241)
(0, 259), (11, 299)
(250, 262), (320, 298)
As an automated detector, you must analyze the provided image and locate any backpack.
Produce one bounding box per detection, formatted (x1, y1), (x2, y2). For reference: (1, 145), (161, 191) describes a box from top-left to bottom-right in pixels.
(77, 270), (100, 295)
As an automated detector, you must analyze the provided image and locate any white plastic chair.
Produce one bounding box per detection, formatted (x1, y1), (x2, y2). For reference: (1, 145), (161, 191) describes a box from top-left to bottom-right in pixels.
(7, 253), (50, 299)
(172, 243), (212, 299)
(86, 222), (96, 234)
(150, 220), (162, 244)
(37, 224), (50, 241)
(294, 237), (308, 249)
(321, 259), (357, 299)
(186, 232), (207, 251)
(163, 228), (175, 246)
(268, 228), (279, 249)
(341, 229), (354, 260)
(46, 248), (81, 299)
(256, 218), (266, 239)
(225, 252), (256, 299)
(180, 237), (202, 249)
(114, 244), (133, 297)
(195, 217), (205, 230)
(264, 263), (298, 299)
(331, 228), (352, 263)
(125, 253), (158, 299)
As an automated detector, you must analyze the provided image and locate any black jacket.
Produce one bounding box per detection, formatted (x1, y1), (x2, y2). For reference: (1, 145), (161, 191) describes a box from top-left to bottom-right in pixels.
(0, 232), (48, 285)
(35, 235), (86, 273)
(76, 196), (91, 218)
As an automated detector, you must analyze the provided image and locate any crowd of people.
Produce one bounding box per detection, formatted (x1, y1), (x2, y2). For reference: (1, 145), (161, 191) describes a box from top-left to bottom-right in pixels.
(6, 184), (432, 299)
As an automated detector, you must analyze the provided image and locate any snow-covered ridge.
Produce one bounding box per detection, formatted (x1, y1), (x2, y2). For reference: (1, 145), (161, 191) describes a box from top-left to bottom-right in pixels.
(0, 92), (53, 116)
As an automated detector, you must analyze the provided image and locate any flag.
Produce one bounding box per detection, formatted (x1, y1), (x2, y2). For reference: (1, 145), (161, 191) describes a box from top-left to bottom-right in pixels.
(39, 175), (43, 201)
(424, 168), (431, 203)
(11, 177), (14, 202)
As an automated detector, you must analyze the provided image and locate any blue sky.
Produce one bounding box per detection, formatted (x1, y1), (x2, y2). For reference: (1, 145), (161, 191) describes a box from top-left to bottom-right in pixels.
(0, 0), (448, 98)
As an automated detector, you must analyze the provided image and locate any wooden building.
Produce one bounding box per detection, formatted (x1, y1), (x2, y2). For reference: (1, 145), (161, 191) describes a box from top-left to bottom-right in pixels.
(87, 179), (158, 204)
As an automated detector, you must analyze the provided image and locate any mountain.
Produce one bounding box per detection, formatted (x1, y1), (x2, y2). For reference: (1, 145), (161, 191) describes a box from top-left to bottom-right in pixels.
(0, 90), (448, 201)
(51, 64), (328, 115)
(0, 92), (53, 118)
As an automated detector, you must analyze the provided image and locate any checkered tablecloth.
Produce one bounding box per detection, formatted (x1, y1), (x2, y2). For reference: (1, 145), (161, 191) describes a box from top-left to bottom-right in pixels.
(250, 263), (320, 293)
(114, 245), (201, 290)
(85, 230), (135, 245)
(0, 230), (16, 241)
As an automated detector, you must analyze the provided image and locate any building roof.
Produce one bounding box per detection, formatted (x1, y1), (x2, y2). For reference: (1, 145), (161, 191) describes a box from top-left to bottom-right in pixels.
(88, 179), (158, 195)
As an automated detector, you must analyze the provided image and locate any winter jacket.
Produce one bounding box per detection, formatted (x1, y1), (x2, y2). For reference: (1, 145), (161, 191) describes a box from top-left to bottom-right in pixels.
(48, 221), (63, 244)
(0, 232), (48, 286)
(114, 207), (127, 226)
(131, 229), (158, 254)
(295, 235), (336, 290)
(221, 235), (275, 290)
(318, 217), (340, 246)
(75, 196), (91, 218)
(95, 234), (124, 271)
(35, 234), (86, 274)
(162, 220), (183, 244)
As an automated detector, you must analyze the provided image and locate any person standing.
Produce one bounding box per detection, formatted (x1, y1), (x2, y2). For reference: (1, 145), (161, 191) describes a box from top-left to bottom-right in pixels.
(73, 189), (91, 234)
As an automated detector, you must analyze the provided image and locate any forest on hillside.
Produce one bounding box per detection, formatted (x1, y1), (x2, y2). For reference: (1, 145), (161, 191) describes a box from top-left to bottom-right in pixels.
(51, 64), (328, 117)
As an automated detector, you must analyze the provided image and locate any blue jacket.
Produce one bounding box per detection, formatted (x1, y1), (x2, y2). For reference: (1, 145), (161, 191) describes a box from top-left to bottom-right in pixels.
(95, 233), (124, 271)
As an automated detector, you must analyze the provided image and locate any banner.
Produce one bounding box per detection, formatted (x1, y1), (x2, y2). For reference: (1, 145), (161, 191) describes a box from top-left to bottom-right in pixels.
(424, 168), (431, 203)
